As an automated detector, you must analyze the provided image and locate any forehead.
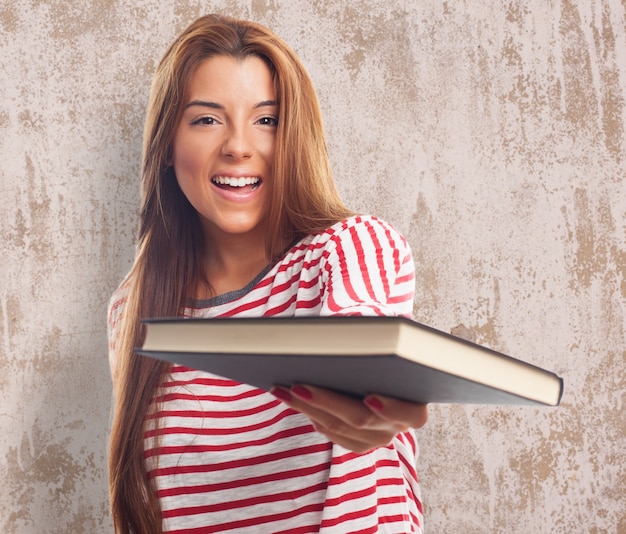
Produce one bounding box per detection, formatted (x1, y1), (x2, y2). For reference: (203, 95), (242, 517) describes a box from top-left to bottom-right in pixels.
(186, 55), (276, 101)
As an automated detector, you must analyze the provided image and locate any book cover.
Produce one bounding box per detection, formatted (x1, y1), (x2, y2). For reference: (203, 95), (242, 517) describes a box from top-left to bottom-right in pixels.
(137, 316), (564, 406)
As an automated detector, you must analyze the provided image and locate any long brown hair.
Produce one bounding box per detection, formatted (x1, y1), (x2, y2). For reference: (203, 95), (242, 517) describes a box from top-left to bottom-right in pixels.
(108, 14), (353, 533)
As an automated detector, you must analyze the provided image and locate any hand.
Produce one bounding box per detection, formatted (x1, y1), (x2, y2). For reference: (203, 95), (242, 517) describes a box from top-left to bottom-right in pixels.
(271, 384), (428, 453)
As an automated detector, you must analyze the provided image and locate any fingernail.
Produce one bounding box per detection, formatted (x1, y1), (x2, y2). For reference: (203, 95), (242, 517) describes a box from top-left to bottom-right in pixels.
(291, 385), (314, 400)
(271, 387), (292, 403)
(364, 396), (384, 411)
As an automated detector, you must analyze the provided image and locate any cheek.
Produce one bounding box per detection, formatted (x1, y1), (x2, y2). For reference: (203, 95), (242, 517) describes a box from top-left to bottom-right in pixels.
(172, 142), (197, 175)
(172, 128), (207, 173)
(261, 138), (277, 167)
(172, 149), (203, 201)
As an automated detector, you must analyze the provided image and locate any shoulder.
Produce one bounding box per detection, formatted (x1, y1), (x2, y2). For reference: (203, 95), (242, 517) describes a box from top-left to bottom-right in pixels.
(314, 216), (415, 317)
(272, 215), (412, 278)
(310, 215), (409, 247)
(107, 278), (132, 377)
(108, 279), (130, 332)
(329, 214), (403, 234)
(310, 215), (411, 259)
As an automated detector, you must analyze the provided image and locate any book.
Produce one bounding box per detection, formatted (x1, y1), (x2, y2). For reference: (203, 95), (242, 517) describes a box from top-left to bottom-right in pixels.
(137, 316), (564, 407)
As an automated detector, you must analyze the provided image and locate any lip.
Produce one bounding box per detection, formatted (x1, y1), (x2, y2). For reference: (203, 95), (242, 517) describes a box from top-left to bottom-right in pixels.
(210, 172), (264, 202)
(212, 169), (263, 179)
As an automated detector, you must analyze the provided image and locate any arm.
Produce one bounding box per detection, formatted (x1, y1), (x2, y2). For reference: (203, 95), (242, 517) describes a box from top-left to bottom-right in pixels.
(320, 216), (415, 318)
(107, 282), (130, 388)
(272, 216), (428, 452)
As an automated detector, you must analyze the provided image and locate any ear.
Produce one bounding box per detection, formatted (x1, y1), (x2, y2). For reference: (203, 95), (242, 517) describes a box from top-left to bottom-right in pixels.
(164, 146), (174, 167)
(164, 165), (176, 180)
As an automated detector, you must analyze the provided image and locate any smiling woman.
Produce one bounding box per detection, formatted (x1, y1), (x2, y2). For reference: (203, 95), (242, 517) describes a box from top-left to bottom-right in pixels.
(172, 55), (277, 269)
(108, 13), (428, 534)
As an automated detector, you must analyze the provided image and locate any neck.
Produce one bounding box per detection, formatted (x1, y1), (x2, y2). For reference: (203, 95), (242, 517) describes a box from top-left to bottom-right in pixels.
(197, 225), (273, 299)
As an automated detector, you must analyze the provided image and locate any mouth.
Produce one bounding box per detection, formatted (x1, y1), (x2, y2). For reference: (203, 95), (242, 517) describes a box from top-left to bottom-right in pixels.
(211, 175), (261, 190)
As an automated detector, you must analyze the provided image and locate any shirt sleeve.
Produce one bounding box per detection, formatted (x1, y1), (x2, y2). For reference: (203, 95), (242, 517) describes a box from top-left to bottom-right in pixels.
(319, 216), (415, 318)
(107, 282), (129, 383)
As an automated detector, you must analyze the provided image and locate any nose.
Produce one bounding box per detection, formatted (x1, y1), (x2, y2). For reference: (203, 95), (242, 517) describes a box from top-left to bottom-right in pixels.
(221, 125), (253, 160)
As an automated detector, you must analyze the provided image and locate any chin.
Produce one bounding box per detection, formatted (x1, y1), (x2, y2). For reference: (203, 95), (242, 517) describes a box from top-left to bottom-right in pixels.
(206, 217), (267, 239)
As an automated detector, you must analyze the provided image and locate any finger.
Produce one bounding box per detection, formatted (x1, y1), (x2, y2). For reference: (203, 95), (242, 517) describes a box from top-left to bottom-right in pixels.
(280, 396), (398, 453)
(271, 386), (407, 453)
(305, 406), (401, 447)
(272, 385), (386, 433)
(363, 394), (429, 429)
(311, 421), (396, 454)
(289, 384), (408, 432)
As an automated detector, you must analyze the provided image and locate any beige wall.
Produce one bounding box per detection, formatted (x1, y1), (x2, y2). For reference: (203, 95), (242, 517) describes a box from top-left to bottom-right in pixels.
(1, 1), (624, 532)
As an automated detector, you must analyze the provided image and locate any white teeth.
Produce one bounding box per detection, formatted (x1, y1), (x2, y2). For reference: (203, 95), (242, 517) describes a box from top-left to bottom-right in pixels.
(212, 176), (260, 187)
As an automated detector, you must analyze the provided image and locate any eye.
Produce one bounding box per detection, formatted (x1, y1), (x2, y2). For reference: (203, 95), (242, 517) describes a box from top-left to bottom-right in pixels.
(257, 116), (278, 127)
(191, 116), (219, 126)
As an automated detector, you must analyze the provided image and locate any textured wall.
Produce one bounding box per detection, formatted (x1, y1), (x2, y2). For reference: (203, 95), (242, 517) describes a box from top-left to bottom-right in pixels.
(1, 1), (625, 532)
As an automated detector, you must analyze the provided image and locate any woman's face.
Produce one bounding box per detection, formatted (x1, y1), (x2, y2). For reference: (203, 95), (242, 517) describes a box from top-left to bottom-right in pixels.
(172, 54), (278, 245)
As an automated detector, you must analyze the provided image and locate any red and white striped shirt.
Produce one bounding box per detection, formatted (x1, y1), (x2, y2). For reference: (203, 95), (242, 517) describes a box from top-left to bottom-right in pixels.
(109, 215), (423, 533)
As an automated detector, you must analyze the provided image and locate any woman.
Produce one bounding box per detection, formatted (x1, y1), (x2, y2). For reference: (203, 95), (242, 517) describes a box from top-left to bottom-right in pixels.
(108, 14), (428, 533)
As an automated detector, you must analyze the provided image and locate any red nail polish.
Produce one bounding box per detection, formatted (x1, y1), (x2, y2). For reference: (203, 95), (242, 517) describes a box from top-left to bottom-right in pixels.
(271, 387), (292, 403)
(364, 396), (384, 411)
(291, 385), (313, 400)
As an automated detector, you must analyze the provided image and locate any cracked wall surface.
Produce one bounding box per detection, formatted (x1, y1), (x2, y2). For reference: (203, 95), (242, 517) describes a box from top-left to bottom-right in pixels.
(1, 1), (625, 532)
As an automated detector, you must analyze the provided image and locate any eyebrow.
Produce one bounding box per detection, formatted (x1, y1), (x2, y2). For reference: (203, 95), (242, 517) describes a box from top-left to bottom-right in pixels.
(184, 99), (278, 110)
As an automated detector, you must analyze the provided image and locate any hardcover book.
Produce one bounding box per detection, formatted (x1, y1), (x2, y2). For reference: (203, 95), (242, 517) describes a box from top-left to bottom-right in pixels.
(137, 316), (564, 406)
